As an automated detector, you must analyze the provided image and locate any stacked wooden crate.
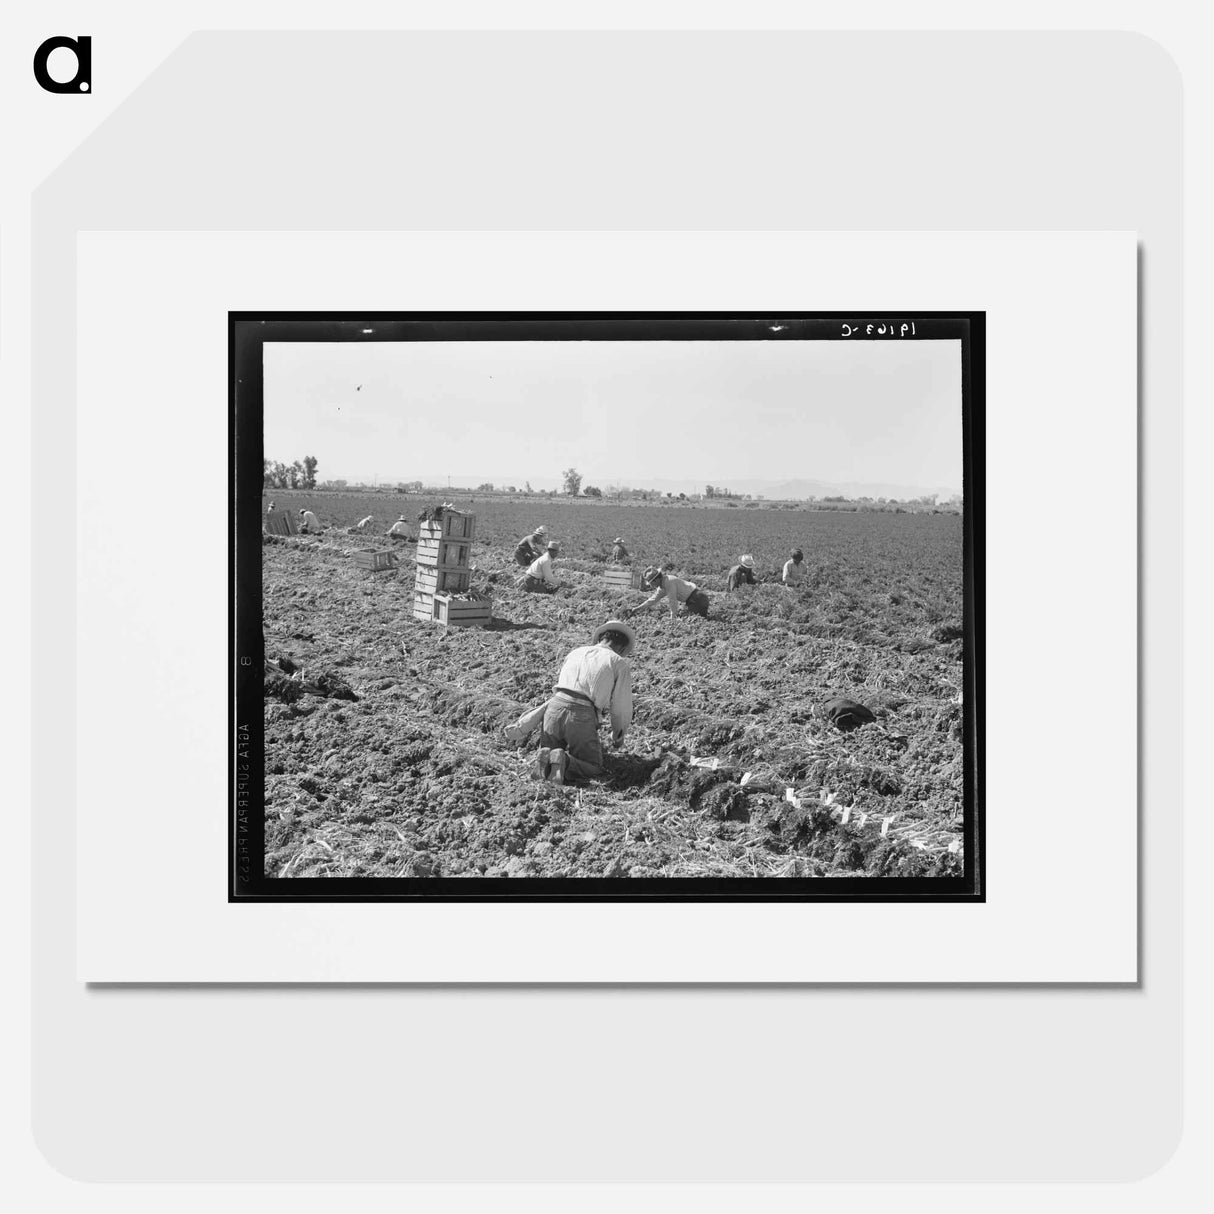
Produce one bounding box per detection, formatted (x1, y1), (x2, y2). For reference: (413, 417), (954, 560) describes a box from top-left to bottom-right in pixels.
(413, 509), (491, 626)
(264, 510), (296, 536)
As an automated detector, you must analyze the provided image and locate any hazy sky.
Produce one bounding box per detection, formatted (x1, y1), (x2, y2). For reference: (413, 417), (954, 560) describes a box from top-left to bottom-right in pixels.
(263, 339), (963, 493)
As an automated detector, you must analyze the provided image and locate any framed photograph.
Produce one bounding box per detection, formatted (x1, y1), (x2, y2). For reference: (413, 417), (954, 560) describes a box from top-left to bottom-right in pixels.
(232, 312), (983, 901)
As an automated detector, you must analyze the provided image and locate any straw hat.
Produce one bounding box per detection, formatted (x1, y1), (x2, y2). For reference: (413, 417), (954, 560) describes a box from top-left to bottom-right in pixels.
(614, 537), (624, 544)
(546, 541), (560, 551)
(535, 524), (548, 534)
(593, 619), (637, 657)
(740, 554), (755, 568)
(641, 565), (662, 586)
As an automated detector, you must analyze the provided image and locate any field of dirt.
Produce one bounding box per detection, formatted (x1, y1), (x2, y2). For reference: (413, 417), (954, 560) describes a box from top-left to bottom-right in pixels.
(262, 491), (967, 880)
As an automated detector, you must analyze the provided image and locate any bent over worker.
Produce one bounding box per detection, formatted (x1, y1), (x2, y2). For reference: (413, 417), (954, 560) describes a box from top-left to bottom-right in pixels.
(531, 621), (636, 785)
(523, 541), (561, 593)
(727, 554), (757, 592)
(386, 515), (412, 540)
(298, 508), (322, 533)
(626, 566), (711, 619)
(514, 524), (548, 567)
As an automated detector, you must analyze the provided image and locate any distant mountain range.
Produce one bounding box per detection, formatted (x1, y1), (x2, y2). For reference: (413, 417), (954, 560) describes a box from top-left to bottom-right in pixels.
(350, 473), (961, 501)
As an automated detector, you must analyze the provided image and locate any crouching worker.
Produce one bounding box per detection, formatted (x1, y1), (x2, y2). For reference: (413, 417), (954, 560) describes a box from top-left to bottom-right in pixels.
(626, 566), (711, 620)
(522, 541), (562, 593)
(727, 553), (757, 592)
(526, 621), (636, 785)
(386, 515), (412, 541)
(514, 524), (548, 567)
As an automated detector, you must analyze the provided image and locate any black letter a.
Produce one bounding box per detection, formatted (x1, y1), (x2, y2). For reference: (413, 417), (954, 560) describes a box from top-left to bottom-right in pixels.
(33, 36), (91, 94)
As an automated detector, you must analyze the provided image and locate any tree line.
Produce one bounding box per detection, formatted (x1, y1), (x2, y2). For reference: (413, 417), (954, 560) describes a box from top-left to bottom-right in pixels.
(264, 456), (318, 490)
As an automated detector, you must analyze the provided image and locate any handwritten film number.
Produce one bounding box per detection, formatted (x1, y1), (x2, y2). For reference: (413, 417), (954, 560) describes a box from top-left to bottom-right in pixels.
(841, 322), (916, 338)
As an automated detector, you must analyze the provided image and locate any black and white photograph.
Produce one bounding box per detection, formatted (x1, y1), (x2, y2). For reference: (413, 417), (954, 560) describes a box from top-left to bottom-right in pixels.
(232, 313), (983, 899)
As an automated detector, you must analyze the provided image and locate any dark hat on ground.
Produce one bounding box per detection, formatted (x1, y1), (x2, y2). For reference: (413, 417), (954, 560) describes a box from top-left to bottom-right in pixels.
(822, 697), (877, 732)
(593, 619), (636, 657)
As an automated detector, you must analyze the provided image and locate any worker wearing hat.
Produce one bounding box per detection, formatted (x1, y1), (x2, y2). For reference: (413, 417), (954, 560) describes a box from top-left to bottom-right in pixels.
(522, 540), (561, 593)
(526, 620), (637, 785)
(298, 507), (322, 534)
(514, 524), (549, 567)
(727, 553), (758, 592)
(611, 536), (629, 563)
(626, 566), (711, 620)
(386, 514), (412, 540)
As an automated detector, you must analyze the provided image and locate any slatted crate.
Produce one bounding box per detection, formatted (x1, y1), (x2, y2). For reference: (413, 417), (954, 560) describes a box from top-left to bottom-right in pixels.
(353, 549), (399, 573)
(419, 511), (477, 542)
(433, 593), (492, 628)
(412, 589), (436, 621)
(415, 537), (472, 569)
(415, 565), (471, 595)
(265, 511), (296, 536)
(603, 567), (634, 590)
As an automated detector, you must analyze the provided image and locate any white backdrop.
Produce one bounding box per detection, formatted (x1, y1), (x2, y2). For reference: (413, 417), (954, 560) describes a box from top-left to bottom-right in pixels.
(20, 23), (1184, 1191)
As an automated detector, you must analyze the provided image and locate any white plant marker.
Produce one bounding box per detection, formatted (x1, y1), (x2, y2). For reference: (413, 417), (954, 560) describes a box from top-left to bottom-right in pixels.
(881, 817), (892, 838)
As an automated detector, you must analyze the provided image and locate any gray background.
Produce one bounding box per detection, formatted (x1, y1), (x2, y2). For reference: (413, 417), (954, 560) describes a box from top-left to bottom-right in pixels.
(32, 31), (1180, 1180)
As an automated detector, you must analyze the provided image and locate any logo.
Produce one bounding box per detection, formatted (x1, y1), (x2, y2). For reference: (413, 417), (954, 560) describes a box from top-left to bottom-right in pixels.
(33, 35), (91, 93)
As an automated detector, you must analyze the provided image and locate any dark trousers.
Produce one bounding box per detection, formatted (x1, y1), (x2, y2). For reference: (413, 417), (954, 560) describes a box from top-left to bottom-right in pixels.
(523, 575), (557, 593)
(684, 589), (710, 617)
(539, 693), (604, 782)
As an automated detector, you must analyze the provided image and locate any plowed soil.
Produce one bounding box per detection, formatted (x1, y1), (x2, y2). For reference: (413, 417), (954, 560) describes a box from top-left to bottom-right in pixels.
(262, 493), (966, 880)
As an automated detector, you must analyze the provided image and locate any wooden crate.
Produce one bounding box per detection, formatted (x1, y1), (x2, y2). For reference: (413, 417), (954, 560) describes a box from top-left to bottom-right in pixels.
(265, 511), (296, 536)
(433, 593), (492, 628)
(419, 511), (477, 542)
(603, 567), (634, 590)
(415, 565), (471, 595)
(415, 537), (472, 569)
(353, 549), (399, 573)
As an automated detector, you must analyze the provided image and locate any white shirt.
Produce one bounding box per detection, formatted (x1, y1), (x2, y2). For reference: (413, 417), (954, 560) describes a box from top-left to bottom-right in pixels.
(356, 515), (373, 529)
(387, 520), (410, 536)
(301, 511), (321, 530)
(527, 552), (559, 585)
(782, 558), (806, 584)
(641, 573), (698, 615)
(555, 644), (633, 736)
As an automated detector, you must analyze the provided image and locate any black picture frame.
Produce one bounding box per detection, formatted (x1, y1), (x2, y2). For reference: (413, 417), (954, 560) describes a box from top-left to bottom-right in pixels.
(232, 312), (984, 902)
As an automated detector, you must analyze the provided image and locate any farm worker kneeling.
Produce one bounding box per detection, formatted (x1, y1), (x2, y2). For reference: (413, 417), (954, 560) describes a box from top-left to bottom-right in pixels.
(727, 553), (757, 592)
(514, 524), (548, 567)
(782, 548), (807, 586)
(611, 537), (629, 563)
(386, 515), (412, 539)
(626, 566), (711, 620)
(355, 514), (374, 531)
(523, 541), (561, 593)
(298, 508), (322, 534)
(525, 621), (636, 785)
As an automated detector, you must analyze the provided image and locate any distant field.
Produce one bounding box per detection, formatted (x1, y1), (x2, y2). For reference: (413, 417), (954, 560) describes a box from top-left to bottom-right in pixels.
(261, 489), (967, 880)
